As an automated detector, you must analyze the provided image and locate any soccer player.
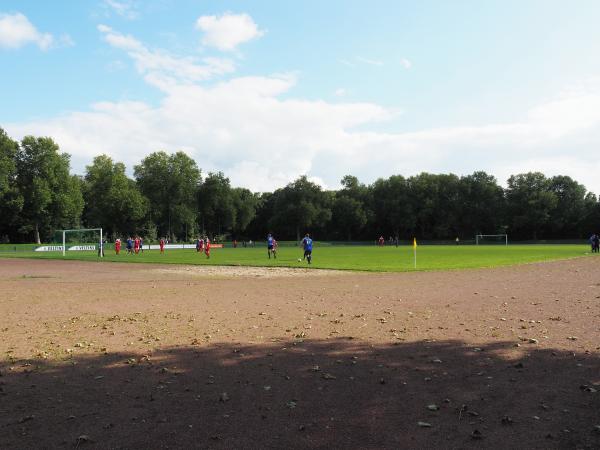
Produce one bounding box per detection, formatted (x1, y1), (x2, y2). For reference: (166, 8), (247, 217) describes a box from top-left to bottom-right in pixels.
(115, 238), (121, 255)
(134, 236), (140, 254)
(139, 236), (144, 253)
(196, 237), (201, 252)
(267, 233), (275, 259)
(378, 236), (385, 246)
(272, 237), (278, 259)
(301, 233), (313, 264)
(126, 237), (133, 255)
(159, 237), (165, 254)
(204, 236), (211, 259)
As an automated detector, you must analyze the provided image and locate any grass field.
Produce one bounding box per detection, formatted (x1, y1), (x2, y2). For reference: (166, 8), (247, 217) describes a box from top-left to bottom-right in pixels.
(0, 244), (592, 272)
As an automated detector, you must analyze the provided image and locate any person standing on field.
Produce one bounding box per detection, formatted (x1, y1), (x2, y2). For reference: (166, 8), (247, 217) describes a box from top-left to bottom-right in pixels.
(134, 236), (140, 254)
(115, 238), (121, 255)
(159, 237), (165, 254)
(301, 233), (313, 264)
(204, 236), (211, 259)
(126, 237), (133, 254)
(139, 237), (144, 253)
(267, 233), (275, 259)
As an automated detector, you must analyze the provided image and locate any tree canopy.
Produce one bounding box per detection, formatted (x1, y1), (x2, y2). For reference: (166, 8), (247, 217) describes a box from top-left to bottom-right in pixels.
(0, 126), (598, 243)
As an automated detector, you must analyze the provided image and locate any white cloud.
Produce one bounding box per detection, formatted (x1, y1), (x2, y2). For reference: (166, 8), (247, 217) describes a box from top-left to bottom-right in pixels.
(334, 88), (347, 97)
(356, 56), (383, 66)
(6, 29), (600, 194)
(103, 0), (139, 20)
(98, 24), (235, 85)
(338, 59), (356, 68)
(0, 12), (54, 50)
(196, 12), (264, 51)
(400, 58), (412, 69)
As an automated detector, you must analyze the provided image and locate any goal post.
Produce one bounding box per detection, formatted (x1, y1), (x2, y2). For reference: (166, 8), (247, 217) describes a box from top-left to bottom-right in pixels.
(60, 228), (103, 257)
(475, 234), (508, 245)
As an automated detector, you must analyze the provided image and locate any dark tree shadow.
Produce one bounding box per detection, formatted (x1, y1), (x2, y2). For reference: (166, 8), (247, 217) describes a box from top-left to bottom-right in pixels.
(1, 339), (599, 449)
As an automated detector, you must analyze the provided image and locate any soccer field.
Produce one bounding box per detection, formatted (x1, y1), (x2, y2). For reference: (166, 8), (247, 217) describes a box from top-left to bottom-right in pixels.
(0, 244), (591, 272)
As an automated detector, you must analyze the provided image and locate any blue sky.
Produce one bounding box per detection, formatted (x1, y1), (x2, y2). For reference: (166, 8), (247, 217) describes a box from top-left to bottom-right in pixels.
(2, 0), (600, 192)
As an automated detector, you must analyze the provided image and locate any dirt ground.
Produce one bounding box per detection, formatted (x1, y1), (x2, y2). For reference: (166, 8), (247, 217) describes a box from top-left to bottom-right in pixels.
(0, 258), (599, 449)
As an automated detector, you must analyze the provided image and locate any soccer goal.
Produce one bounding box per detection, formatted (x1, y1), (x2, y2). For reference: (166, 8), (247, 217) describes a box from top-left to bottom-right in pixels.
(61, 228), (104, 257)
(475, 234), (508, 245)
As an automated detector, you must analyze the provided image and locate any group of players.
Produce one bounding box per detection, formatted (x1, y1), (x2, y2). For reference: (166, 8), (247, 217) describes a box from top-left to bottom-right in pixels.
(112, 233), (314, 264)
(195, 237), (211, 258)
(114, 236), (145, 255)
(266, 233), (313, 263)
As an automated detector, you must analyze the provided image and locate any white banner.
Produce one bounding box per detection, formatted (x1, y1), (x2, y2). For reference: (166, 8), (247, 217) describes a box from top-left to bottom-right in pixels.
(35, 245), (97, 252)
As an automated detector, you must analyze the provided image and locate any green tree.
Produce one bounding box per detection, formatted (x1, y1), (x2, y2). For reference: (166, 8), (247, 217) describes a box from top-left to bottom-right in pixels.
(231, 187), (259, 237)
(134, 151), (200, 240)
(546, 175), (587, 238)
(371, 175), (415, 238)
(82, 155), (148, 237)
(506, 172), (557, 239)
(197, 172), (235, 236)
(409, 173), (461, 238)
(458, 171), (505, 237)
(331, 195), (367, 240)
(16, 136), (83, 243)
(270, 176), (332, 241)
(0, 128), (23, 241)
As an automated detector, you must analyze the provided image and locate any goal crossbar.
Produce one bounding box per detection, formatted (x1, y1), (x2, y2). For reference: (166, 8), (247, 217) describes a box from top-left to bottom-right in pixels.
(62, 228), (103, 257)
(475, 234), (508, 245)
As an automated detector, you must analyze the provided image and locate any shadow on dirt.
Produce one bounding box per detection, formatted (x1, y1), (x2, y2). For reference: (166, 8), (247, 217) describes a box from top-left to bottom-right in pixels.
(1, 339), (599, 449)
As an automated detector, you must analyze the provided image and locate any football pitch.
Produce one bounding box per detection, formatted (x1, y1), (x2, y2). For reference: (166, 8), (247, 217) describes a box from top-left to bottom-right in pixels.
(0, 244), (591, 271)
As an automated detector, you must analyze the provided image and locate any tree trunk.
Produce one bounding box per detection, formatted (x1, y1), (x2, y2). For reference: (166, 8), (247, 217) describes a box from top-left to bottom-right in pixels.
(34, 223), (41, 244)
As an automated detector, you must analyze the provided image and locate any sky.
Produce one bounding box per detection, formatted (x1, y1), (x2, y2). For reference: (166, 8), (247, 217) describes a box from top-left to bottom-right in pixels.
(2, 0), (600, 193)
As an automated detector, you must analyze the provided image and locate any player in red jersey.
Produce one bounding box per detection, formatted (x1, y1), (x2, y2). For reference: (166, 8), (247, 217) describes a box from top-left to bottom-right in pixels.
(115, 238), (121, 255)
(134, 236), (140, 254)
(159, 238), (165, 254)
(204, 236), (211, 259)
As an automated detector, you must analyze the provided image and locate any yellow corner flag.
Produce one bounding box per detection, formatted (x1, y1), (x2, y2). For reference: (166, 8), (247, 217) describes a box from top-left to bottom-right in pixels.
(413, 237), (417, 269)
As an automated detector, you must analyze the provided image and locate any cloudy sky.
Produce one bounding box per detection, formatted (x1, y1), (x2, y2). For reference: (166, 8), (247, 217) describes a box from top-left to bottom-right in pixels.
(2, 0), (600, 193)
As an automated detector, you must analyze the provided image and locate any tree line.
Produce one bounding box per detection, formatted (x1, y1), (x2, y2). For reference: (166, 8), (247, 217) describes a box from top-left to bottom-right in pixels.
(1, 128), (598, 244)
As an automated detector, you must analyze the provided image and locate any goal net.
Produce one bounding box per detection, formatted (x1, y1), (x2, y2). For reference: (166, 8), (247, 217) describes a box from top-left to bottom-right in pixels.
(475, 234), (508, 245)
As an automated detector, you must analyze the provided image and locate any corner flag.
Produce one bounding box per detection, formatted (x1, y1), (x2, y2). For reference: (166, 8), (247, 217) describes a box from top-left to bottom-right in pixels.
(413, 237), (417, 269)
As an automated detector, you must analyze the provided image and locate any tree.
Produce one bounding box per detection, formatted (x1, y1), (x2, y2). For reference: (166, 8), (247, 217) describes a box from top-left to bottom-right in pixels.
(546, 175), (587, 238)
(371, 175), (415, 238)
(82, 155), (148, 237)
(15, 136), (83, 243)
(231, 187), (259, 237)
(197, 172), (235, 236)
(0, 128), (23, 241)
(134, 151), (200, 240)
(270, 176), (332, 241)
(408, 173), (462, 239)
(458, 171), (505, 236)
(506, 172), (557, 239)
(332, 195), (367, 240)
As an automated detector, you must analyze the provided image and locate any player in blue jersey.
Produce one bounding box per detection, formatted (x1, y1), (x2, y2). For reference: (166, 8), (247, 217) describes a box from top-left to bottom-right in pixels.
(267, 233), (276, 259)
(301, 233), (313, 264)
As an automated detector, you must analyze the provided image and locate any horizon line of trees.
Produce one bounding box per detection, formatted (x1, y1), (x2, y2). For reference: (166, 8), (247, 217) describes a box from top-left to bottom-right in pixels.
(1, 127), (599, 244)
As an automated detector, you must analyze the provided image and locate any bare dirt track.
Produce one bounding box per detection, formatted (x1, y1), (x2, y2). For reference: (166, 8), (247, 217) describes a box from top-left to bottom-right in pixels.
(0, 258), (599, 449)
